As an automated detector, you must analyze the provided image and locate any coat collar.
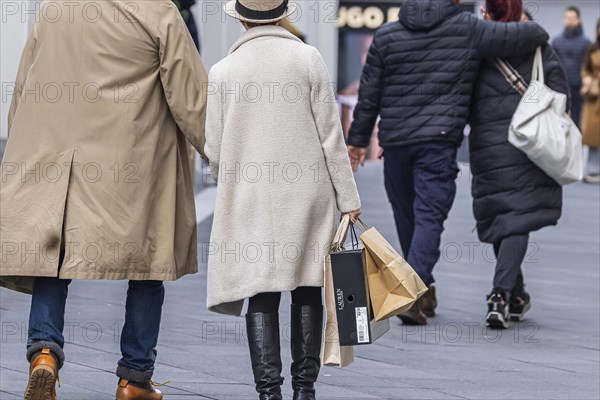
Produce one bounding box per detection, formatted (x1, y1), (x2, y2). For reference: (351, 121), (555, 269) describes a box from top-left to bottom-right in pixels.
(563, 24), (584, 39)
(228, 25), (302, 55)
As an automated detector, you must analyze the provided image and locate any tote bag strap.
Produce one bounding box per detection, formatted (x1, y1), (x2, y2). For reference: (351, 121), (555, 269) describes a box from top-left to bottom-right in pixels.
(494, 58), (528, 96)
(531, 46), (544, 84)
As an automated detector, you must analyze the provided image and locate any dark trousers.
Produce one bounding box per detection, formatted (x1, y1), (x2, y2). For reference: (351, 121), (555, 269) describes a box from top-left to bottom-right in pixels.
(493, 234), (529, 296)
(27, 277), (165, 382)
(571, 84), (582, 128)
(247, 287), (322, 314)
(383, 142), (459, 286)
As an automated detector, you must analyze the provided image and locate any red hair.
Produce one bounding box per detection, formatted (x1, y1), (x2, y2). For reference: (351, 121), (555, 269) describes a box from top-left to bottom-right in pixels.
(485, 0), (523, 22)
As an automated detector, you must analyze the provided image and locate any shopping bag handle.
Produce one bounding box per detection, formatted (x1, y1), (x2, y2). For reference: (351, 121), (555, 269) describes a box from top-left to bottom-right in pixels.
(331, 216), (370, 252)
(355, 218), (369, 231)
(331, 214), (351, 252)
(349, 224), (359, 250)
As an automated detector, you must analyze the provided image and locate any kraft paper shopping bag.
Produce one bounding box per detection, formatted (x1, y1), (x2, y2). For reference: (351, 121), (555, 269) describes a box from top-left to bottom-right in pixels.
(321, 214), (354, 367)
(321, 252), (355, 367)
(360, 223), (428, 321)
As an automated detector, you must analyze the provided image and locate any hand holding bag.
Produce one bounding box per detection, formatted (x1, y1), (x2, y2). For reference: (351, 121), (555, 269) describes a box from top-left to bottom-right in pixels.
(358, 220), (428, 321)
(321, 214), (354, 367)
(495, 48), (583, 185)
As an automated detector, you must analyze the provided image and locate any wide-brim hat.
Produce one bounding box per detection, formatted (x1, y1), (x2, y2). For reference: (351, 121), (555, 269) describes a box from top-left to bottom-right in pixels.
(225, 0), (297, 23)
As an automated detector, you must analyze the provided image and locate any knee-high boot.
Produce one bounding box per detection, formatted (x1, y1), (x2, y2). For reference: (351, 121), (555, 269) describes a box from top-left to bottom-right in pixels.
(246, 312), (284, 400)
(290, 305), (323, 400)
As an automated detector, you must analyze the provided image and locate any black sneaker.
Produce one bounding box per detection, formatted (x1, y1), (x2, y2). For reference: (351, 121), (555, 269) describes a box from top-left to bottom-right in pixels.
(509, 291), (531, 321)
(486, 290), (509, 329)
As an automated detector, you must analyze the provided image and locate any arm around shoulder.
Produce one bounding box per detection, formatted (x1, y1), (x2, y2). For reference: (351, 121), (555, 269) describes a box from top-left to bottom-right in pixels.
(472, 15), (549, 58)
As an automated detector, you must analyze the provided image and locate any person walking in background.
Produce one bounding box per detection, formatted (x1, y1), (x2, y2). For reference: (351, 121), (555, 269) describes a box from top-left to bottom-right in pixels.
(346, 0), (549, 325)
(552, 6), (591, 128)
(174, 0), (201, 51)
(204, 1), (361, 399)
(0, 1), (207, 399)
(469, 0), (569, 329)
(581, 19), (600, 184)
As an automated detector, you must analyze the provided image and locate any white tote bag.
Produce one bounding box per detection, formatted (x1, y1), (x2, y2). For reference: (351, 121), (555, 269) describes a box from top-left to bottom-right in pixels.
(496, 48), (583, 185)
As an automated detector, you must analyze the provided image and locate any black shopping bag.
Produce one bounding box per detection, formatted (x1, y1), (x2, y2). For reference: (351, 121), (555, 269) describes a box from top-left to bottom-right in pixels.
(329, 221), (389, 346)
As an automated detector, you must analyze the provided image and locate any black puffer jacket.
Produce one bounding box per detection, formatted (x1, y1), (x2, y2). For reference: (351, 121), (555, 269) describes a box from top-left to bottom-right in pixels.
(469, 44), (569, 244)
(347, 0), (549, 148)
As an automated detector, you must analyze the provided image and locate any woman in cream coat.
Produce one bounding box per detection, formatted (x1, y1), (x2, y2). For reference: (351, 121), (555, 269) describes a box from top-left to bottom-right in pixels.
(204, 1), (361, 399)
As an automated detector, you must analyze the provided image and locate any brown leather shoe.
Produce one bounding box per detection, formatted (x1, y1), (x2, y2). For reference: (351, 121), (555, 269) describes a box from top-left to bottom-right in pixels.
(420, 286), (438, 317)
(397, 296), (427, 325)
(115, 379), (163, 400)
(24, 348), (59, 400)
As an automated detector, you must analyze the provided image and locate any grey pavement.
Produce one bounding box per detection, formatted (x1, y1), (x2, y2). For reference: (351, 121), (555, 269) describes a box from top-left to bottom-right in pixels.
(1, 160), (599, 400)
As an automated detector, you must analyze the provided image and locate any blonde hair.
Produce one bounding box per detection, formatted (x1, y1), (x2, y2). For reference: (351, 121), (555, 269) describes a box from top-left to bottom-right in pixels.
(278, 18), (306, 41)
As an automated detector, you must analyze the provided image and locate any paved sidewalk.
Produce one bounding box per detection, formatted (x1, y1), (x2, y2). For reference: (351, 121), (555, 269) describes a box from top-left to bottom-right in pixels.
(1, 162), (599, 399)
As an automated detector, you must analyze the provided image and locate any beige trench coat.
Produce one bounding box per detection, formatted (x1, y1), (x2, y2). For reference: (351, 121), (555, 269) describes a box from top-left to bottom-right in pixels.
(0, 0), (207, 293)
(204, 26), (361, 316)
(581, 48), (600, 148)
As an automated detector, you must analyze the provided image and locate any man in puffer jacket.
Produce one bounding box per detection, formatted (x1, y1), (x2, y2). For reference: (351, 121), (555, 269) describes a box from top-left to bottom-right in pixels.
(552, 6), (591, 127)
(347, 0), (549, 325)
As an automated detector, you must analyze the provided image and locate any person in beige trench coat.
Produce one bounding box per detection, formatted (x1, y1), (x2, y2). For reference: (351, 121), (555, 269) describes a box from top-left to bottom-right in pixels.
(0, 1), (207, 398)
(581, 19), (600, 183)
(204, 1), (361, 399)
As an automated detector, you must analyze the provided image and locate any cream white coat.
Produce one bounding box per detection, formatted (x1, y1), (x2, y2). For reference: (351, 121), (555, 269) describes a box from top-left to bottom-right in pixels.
(204, 26), (361, 315)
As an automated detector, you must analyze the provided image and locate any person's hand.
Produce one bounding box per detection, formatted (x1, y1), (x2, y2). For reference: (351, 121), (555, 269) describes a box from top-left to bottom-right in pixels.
(347, 146), (367, 172)
(582, 76), (592, 86)
(343, 209), (361, 224)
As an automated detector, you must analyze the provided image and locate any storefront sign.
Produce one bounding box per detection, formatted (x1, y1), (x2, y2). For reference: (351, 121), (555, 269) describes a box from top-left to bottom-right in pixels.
(339, 1), (477, 31)
(339, 4), (400, 29)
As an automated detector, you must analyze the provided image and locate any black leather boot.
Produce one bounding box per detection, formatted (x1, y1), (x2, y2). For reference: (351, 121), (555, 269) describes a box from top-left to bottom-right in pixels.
(290, 304), (323, 400)
(246, 312), (284, 400)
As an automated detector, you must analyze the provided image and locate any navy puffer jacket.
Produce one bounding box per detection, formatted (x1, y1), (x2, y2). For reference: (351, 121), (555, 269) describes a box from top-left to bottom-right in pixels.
(552, 25), (591, 87)
(347, 0), (550, 149)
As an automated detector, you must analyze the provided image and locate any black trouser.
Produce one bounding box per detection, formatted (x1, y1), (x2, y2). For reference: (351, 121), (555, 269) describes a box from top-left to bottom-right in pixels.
(570, 84), (582, 128)
(248, 287), (322, 314)
(492, 234), (529, 296)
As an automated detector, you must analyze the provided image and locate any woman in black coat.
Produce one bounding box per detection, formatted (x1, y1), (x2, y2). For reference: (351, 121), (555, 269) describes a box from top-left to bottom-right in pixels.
(469, 0), (570, 328)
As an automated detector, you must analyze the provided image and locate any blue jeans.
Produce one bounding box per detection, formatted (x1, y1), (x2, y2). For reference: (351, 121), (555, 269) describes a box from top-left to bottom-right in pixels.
(27, 277), (165, 381)
(383, 142), (459, 286)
